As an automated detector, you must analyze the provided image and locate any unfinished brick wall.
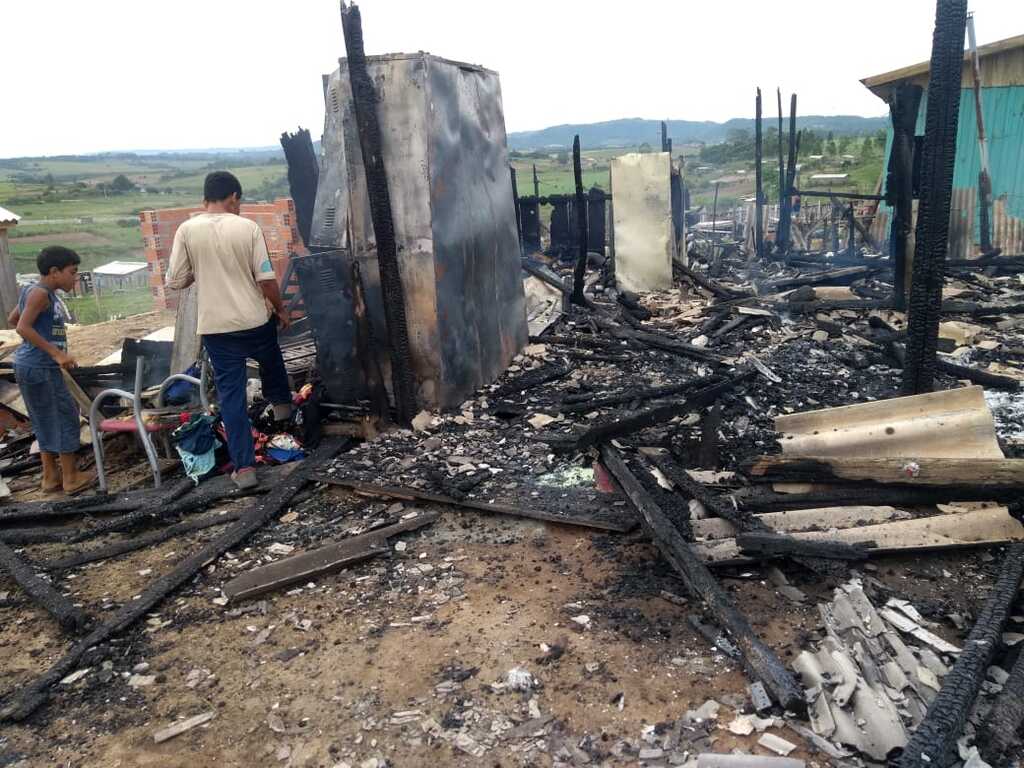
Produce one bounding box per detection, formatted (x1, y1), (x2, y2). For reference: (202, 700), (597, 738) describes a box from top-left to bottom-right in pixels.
(139, 199), (307, 310)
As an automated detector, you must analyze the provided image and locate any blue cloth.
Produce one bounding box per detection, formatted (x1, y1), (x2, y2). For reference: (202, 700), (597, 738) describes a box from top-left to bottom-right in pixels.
(13, 284), (69, 369)
(202, 318), (290, 471)
(164, 364), (202, 405)
(172, 413), (219, 454)
(175, 445), (218, 482)
(15, 364), (80, 453)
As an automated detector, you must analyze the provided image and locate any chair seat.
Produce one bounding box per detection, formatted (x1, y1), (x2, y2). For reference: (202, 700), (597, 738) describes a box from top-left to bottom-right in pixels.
(99, 418), (168, 434)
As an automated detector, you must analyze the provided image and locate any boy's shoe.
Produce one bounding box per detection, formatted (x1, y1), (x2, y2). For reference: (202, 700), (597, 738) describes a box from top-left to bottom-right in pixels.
(232, 468), (259, 490)
(63, 470), (96, 496)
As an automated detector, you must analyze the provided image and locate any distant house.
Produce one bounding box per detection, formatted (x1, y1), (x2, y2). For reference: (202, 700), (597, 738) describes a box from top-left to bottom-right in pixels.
(863, 33), (1024, 258)
(0, 207), (21, 329)
(92, 260), (150, 292)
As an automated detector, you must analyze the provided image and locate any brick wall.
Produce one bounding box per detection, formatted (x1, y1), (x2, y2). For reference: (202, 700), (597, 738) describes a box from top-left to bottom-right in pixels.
(139, 199), (307, 310)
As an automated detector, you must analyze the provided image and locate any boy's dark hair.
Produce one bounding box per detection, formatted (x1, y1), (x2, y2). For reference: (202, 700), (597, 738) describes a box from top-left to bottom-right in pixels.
(37, 246), (81, 276)
(203, 171), (243, 203)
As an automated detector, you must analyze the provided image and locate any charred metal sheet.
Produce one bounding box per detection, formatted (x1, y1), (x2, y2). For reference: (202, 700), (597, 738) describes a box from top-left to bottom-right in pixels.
(309, 53), (526, 410)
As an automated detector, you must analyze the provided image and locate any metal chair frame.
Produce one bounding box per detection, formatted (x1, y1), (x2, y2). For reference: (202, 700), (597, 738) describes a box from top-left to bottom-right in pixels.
(89, 357), (210, 492)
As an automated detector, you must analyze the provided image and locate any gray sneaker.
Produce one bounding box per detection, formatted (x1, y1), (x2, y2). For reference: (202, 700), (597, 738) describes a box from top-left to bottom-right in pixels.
(232, 468), (259, 490)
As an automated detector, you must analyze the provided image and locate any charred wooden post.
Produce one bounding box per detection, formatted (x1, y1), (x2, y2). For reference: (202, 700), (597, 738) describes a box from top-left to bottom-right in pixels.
(776, 89), (785, 228)
(660, 120), (669, 153)
(510, 167), (523, 254)
(778, 95), (799, 254)
(754, 88), (765, 262)
(571, 135), (589, 306)
(846, 203), (857, 260)
(599, 446), (805, 713)
(698, 404), (722, 469)
(0, 437), (348, 723)
(520, 198), (542, 254)
(895, 543), (1024, 768)
(887, 83), (923, 311)
(901, 0), (968, 396)
(351, 260), (391, 420)
(340, 3), (418, 424)
(549, 197), (573, 258)
(279, 127), (320, 247)
(532, 163), (539, 197)
(0, 541), (89, 633)
(966, 13), (994, 255)
(587, 186), (606, 256)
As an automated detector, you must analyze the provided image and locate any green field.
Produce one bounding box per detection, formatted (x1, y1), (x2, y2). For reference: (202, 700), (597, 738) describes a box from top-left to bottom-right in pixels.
(65, 287), (156, 325)
(1, 154), (289, 321)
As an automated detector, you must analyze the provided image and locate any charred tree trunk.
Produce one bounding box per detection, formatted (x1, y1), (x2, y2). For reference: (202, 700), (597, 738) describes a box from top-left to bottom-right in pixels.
(901, 0), (968, 395)
(340, 3), (418, 424)
(571, 135), (589, 306)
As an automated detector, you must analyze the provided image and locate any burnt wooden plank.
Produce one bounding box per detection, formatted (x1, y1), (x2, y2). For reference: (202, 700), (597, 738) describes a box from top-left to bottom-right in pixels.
(744, 456), (1024, 487)
(0, 540), (89, 633)
(223, 511), (439, 601)
(313, 476), (637, 533)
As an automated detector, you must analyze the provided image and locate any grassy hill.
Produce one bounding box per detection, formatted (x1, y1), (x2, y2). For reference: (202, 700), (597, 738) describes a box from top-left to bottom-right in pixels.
(507, 115), (888, 151)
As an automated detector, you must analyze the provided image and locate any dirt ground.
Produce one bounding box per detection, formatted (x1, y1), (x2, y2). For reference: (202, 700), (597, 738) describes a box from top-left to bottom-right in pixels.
(67, 310), (177, 366)
(0, 476), (998, 768)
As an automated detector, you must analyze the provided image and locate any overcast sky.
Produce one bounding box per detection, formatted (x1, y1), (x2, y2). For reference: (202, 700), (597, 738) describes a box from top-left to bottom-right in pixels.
(1, 0), (1019, 158)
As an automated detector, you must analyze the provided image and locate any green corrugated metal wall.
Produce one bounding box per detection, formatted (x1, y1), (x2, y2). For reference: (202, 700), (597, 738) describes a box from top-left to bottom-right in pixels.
(876, 85), (1024, 257)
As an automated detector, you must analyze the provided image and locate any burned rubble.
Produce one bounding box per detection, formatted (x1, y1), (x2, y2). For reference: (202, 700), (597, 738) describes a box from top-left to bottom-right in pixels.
(2, 1), (1024, 767)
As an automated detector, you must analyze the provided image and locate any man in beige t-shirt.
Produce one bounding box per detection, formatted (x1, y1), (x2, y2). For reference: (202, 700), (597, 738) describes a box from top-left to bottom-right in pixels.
(166, 171), (293, 489)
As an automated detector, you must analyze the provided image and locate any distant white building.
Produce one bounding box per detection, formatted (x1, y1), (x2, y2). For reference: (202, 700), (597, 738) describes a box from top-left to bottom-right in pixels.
(91, 260), (150, 292)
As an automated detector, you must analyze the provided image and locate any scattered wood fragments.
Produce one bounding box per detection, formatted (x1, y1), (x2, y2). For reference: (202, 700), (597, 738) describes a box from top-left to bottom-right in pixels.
(153, 711), (215, 744)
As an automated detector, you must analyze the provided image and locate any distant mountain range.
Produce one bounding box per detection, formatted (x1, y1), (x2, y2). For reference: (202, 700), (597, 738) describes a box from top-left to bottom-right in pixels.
(506, 116), (888, 151)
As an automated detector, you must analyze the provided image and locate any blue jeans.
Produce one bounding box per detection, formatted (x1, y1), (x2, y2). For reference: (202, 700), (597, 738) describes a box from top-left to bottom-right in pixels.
(15, 364), (80, 454)
(202, 319), (291, 471)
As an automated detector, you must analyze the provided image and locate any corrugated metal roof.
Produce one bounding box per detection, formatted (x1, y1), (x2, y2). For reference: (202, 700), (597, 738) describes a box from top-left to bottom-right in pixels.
(0, 206), (21, 227)
(862, 33), (1024, 90)
(92, 260), (149, 276)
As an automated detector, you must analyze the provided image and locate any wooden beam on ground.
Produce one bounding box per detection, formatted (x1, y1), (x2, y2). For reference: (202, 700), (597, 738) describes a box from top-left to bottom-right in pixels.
(698, 506), (1022, 565)
(223, 511), (439, 602)
(599, 445), (805, 713)
(313, 476), (637, 532)
(46, 509), (244, 572)
(735, 532), (873, 561)
(0, 540), (89, 634)
(0, 437), (348, 723)
(541, 372), (753, 453)
(744, 456), (1024, 488)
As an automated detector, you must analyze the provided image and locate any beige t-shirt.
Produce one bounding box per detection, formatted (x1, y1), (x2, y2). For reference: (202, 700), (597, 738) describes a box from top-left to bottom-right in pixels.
(166, 213), (277, 335)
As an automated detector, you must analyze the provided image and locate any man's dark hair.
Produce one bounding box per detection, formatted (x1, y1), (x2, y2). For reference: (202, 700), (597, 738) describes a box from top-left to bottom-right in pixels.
(37, 246), (81, 275)
(203, 171), (243, 203)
